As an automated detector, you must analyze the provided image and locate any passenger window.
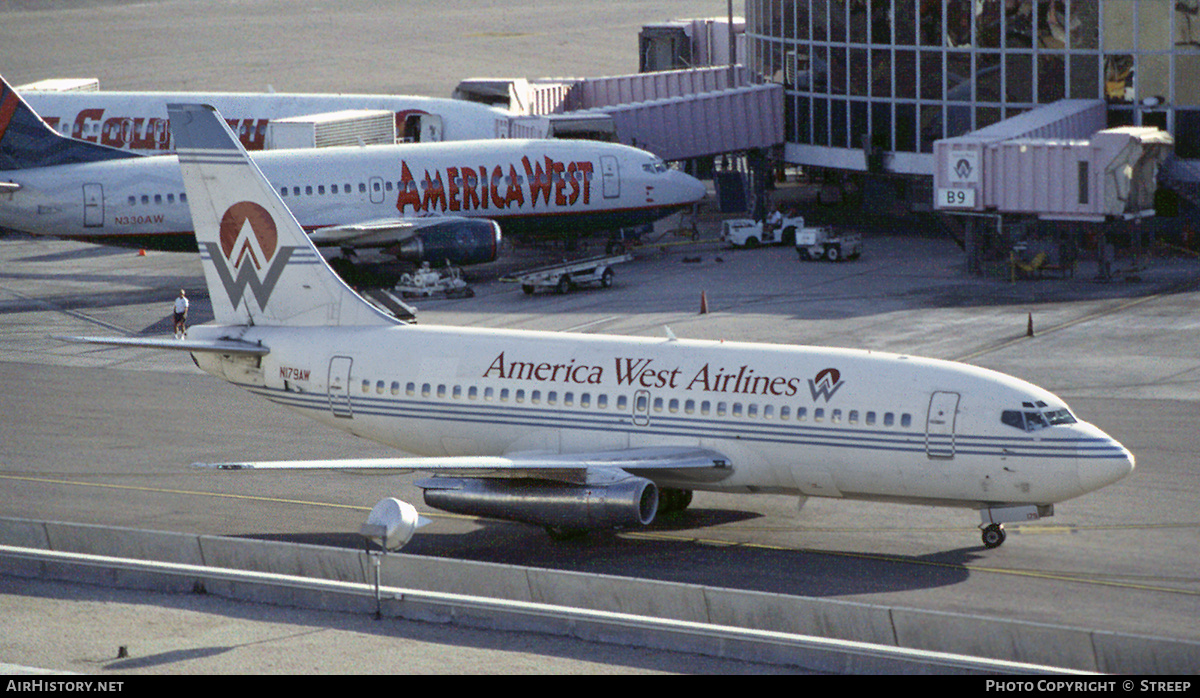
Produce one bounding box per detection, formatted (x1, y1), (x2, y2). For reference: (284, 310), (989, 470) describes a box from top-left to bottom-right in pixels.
(580, 393), (591, 408)
(764, 405), (774, 419)
(866, 411), (876, 425)
(421, 383), (431, 397)
(452, 385), (462, 399)
(652, 397), (663, 412)
(376, 380), (385, 394)
(406, 382), (415, 396)
(901, 414), (912, 428)
(668, 398), (679, 413)
(700, 401), (711, 415)
(848, 410), (858, 424)
(831, 409), (842, 423)
(617, 395), (627, 410)
(515, 389), (525, 403)
(390, 381), (400, 396)
(684, 399), (694, 414)
(531, 390), (541, 403)
(746, 404), (757, 418)
(547, 391), (557, 405)
(563, 392), (573, 406)
(716, 402), (727, 416)
(814, 408), (825, 422)
(780, 406), (791, 420)
(437, 385), (446, 398)
(596, 394), (605, 409)
(361, 380), (370, 394)
(884, 412), (895, 427)
(468, 386), (478, 399)
(796, 407), (807, 421)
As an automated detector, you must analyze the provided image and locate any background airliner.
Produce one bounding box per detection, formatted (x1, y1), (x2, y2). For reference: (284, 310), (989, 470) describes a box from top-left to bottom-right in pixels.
(0, 76), (704, 266)
(65, 103), (1135, 549)
(18, 79), (532, 150)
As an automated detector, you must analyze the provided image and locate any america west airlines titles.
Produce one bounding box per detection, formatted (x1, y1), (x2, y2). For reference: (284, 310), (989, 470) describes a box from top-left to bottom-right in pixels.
(482, 352), (846, 402)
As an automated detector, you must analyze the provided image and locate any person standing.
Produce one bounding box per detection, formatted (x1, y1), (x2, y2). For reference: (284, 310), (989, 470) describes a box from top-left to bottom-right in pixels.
(173, 289), (189, 339)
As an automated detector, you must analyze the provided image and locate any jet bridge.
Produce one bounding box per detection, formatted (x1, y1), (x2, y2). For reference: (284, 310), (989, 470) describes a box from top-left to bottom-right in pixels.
(454, 66), (783, 162)
(932, 100), (1174, 276)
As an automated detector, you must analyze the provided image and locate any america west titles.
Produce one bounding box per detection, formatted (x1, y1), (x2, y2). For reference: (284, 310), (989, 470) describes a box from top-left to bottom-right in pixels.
(394, 155), (594, 214)
(482, 352), (845, 402)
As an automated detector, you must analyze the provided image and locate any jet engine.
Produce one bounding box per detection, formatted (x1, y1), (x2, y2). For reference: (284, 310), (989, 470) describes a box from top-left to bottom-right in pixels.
(389, 218), (501, 266)
(417, 475), (659, 531)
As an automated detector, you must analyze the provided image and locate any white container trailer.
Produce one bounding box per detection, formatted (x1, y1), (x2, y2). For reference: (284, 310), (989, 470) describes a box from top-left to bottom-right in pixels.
(266, 109), (396, 149)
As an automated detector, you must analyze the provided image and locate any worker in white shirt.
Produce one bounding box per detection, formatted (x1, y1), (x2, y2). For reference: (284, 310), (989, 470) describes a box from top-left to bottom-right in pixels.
(173, 289), (189, 339)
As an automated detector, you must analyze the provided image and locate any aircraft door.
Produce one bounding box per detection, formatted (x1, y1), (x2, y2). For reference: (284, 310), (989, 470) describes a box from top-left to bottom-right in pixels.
(600, 155), (620, 199)
(82, 183), (104, 227)
(328, 356), (354, 419)
(369, 176), (385, 204)
(926, 391), (960, 459)
(632, 389), (651, 427)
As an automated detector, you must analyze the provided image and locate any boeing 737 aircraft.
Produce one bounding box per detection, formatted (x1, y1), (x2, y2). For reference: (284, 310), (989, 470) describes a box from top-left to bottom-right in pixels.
(0, 77), (703, 266)
(20, 81), (531, 151)
(66, 104), (1134, 548)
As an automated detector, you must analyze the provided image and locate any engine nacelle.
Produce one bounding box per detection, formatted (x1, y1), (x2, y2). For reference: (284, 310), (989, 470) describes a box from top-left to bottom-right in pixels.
(388, 219), (501, 266)
(417, 476), (658, 530)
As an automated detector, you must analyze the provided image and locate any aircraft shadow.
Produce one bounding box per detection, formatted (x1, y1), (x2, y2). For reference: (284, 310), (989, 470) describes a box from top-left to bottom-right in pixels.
(247, 512), (980, 599)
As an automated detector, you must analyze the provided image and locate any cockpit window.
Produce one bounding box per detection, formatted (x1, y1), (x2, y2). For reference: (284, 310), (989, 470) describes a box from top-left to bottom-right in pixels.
(642, 161), (670, 174)
(1001, 406), (1077, 432)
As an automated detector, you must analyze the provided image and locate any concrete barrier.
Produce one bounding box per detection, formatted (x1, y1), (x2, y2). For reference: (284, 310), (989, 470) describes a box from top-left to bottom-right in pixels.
(2, 517), (1197, 673)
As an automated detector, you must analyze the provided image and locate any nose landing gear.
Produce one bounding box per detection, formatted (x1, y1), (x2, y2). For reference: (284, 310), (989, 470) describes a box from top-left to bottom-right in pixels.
(981, 523), (1007, 549)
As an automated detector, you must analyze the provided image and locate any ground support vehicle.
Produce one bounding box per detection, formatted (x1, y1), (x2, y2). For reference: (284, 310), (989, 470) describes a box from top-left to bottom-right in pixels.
(796, 226), (863, 262)
(721, 216), (807, 248)
(394, 263), (475, 298)
(501, 254), (631, 295)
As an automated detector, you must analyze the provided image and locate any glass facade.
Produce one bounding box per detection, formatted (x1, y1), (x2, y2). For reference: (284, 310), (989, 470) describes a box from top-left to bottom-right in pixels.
(745, 0), (1200, 170)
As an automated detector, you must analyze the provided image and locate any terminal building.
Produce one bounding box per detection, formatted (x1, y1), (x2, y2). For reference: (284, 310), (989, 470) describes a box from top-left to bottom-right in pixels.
(736, 0), (1197, 273)
(454, 2), (1195, 273)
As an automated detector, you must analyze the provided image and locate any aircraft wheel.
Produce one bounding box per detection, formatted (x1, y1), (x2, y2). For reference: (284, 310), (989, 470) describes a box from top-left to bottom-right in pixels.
(659, 488), (693, 514)
(600, 268), (614, 288)
(981, 523), (1006, 549)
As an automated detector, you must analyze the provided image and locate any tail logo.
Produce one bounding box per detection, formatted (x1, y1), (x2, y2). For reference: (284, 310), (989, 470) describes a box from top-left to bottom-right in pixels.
(204, 201), (295, 309)
(807, 367), (844, 403)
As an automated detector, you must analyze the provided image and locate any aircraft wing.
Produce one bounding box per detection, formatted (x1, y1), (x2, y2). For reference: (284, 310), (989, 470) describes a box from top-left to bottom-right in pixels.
(307, 218), (420, 247)
(308, 215), (489, 248)
(194, 446), (733, 486)
(56, 335), (270, 355)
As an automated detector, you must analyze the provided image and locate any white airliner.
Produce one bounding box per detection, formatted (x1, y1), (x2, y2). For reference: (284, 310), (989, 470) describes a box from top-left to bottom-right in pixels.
(20, 80), (530, 150)
(66, 103), (1135, 548)
(0, 77), (703, 265)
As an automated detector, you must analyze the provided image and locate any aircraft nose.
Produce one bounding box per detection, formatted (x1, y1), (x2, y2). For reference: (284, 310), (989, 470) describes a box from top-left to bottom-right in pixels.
(1077, 427), (1135, 494)
(673, 170), (707, 204)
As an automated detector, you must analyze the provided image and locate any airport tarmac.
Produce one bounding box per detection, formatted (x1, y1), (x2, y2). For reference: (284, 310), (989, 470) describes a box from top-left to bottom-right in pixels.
(2, 0), (1199, 675)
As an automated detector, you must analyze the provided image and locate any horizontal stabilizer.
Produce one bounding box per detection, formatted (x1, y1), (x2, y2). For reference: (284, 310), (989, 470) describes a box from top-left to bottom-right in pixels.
(57, 335), (270, 356)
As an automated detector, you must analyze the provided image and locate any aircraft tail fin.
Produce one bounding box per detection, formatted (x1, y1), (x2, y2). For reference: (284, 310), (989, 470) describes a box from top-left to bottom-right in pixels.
(0, 75), (138, 170)
(167, 103), (394, 327)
